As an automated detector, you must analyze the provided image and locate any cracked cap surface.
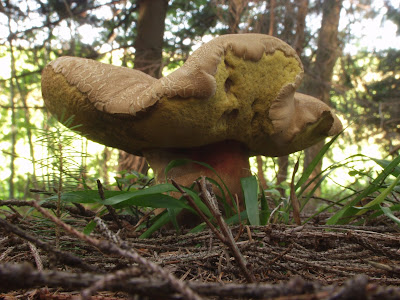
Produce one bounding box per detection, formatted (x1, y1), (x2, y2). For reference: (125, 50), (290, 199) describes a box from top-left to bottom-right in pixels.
(41, 33), (342, 156)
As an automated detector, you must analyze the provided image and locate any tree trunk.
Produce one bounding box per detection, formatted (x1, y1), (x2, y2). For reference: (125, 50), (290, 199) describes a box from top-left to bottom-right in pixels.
(276, 0), (309, 197)
(256, 156), (268, 190)
(281, 0), (294, 42)
(118, 0), (168, 174)
(133, 0), (168, 78)
(302, 0), (343, 200)
(293, 0), (309, 56)
(268, 0), (276, 36)
(225, 0), (250, 33)
(9, 53), (16, 199)
(252, 0), (278, 187)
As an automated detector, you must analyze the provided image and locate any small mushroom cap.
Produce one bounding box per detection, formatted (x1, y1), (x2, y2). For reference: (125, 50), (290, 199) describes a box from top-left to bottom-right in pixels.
(41, 33), (342, 157)
(270, 92), (343, 155)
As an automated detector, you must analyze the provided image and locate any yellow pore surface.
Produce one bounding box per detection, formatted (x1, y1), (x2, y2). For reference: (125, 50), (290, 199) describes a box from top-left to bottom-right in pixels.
(146, 49), (302, 153)
(43, 50), (302, 156)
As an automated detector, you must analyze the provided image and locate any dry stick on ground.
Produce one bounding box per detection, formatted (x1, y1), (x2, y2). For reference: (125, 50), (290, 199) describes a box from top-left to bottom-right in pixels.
(97, 179), (123, 229)
(0, 217), (97, 272)
(28, 242), (43, 271)
(2, 263), (399, 300)
(290, 159), (301, 225)
(0, 199), (96, 218)
(197, 178), (256, 283)
(172, 177), (256, 283)
(30, 201), (203, 300)
(94, 216), (123, 245)
(171, 180), (225, 242)
(79, 218), (143, 299)
(80, 266), (143, 300)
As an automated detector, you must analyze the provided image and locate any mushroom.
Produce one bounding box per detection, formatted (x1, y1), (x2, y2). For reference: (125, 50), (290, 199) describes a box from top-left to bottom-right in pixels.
(41, 33), (342, 212)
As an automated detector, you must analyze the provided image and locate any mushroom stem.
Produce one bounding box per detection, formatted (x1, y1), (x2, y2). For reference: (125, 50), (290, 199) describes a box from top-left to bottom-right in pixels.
(143, 141), (251, 210)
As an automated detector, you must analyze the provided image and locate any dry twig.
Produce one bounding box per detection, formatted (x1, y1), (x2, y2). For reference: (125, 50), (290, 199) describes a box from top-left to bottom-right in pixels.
(172, 177), (256, 283)
(0, 217), (97, 271)
(3, 263), (398, 299)
(31, 200), (203, 300)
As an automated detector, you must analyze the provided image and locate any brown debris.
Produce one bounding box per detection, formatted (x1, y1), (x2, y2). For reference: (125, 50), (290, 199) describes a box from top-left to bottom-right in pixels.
(1, 200), (400, 299)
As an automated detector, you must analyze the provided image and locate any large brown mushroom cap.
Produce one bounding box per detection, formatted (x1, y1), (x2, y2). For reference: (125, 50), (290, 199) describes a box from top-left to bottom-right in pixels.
(41, 33), (342, 157)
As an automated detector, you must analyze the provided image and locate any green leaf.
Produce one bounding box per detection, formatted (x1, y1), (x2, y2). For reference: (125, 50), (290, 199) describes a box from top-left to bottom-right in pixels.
(46, 190), (126, 203)
(241, 176), (259, 225)
(182, 186), (213, 218)
(300, 171), (332, 211)
(224, 210), (248, 225)
(102, 183), (178, 205)
(204, 176), (232, 215)
(348, 170), (359, 176)
(167, 208), (180, 233)
(111, 193), (192, 210)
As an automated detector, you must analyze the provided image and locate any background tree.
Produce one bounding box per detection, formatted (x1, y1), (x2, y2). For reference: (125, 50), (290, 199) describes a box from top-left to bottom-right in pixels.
(276, 0), (309, 197)
(117, 0), (168, 175)
(301, 0), (343, 200)
(0, 0), (399, 202)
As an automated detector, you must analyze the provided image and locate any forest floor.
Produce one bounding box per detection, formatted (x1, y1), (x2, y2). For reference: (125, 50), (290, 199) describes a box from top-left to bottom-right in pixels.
(1, 201), (400, 299)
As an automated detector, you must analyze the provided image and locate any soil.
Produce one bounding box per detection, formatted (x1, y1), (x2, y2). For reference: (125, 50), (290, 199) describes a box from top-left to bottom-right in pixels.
(1, 199), (400, 299)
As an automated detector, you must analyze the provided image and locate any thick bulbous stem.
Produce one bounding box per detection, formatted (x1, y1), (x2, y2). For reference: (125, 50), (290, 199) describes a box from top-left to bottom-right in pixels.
(143, 141), (251, 212)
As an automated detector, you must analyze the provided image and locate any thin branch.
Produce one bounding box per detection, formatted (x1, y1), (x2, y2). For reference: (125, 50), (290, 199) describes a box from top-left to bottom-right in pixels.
(290, 160), (301, 225)
(97, 179), (122, 229)
(1, 264), (395, 299)
(197, 177), (256, 283)
(0, 199), (96, 218)
(173, 177), (255, 283)
(31, 201), (203, 300)
(171, 179), (225, 242)
(0, 217), (97, 272)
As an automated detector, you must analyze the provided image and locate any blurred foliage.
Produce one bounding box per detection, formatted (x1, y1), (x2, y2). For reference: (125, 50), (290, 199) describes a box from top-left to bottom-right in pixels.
(0, 0), (399, 206)
(335, 48), (400, 152)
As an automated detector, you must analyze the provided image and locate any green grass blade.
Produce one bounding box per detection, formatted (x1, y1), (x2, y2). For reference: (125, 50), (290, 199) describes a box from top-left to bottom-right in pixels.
(167, 208), (180, 233)
(371, 158), (400, 177)
(102, 183), (177, 205)
(139, 209), (183, 238)
(327, 155), (400, 225)
(83, 220), (97, 235)
(111, 193), (193, 210)
(225, 210), (248, 225)
(204, 177), (232, 216)
(300, 171), (332, 211)
(380, 206), (400, 226)
(182, 186), (213, 218)
(294, 133), (341, 191)
(46, 190), (126, 203)
(241, 176), (259, 225)
(355, 173), (400, 216)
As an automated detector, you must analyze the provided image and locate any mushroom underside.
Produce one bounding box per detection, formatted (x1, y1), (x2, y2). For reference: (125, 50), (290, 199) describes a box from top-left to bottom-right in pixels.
(41, 34), (343, 225)
(42, 49), (306, 157)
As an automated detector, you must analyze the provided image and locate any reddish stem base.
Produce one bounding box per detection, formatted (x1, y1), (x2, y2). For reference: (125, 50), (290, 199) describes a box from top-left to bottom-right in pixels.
(143, 140), (251, 214)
